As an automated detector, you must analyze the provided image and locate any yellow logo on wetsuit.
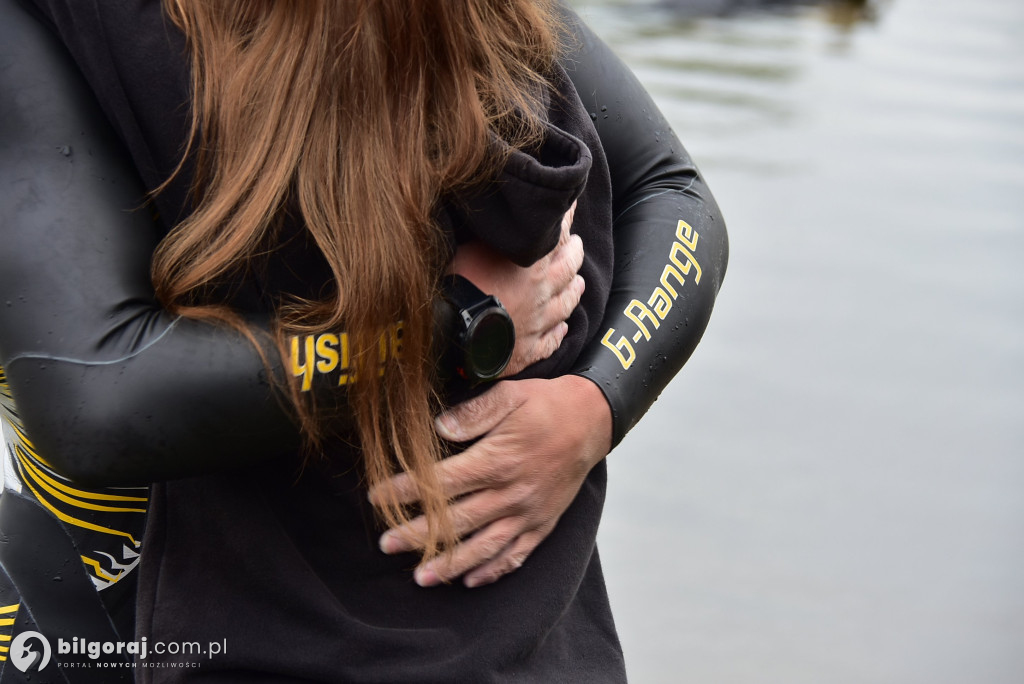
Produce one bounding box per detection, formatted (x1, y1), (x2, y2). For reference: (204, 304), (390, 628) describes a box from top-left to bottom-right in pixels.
(289, 323), (404, 391)
(601, 219), (702, 370)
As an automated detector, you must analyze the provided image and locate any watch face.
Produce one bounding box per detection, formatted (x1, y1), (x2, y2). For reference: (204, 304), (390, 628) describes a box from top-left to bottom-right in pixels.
(465, 308), (515, 380)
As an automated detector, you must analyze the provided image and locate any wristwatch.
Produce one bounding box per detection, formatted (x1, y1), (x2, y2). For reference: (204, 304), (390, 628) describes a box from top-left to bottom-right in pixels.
(435, 275), (515, 386)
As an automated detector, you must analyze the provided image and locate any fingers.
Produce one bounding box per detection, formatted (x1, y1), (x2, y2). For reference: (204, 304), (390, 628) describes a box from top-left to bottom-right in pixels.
(532, 201), (581, 316)
(556, 274), (585, 324)
(557, 235), (585, 296)
(371, 388), (524, 508)
(412, 517), (524, 588)
(528, 321), (569, 370)
(521, 272), (583, 365)
(462, 531), (545, 588)
(375, 376), (603, 589)
(550, 232), (584, 293)
(435, 381), (522, 443)
(379, 486), (510, 556)
(513, 235), (583, 341)
(411, 518), (553, 588)
(514, 269), (582, 371)
(558, 200), (578, 246)
(371, 445), (502, 509)
(481, 201), (582, 377)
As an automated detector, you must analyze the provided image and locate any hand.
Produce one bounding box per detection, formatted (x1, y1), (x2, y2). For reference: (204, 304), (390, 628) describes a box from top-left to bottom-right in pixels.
(450, 202), (584, 376)
(373, 375), (612, 588)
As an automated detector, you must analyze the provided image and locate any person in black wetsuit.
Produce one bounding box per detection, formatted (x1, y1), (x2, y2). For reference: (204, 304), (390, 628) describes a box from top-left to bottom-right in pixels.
(0, 1), (728, 682)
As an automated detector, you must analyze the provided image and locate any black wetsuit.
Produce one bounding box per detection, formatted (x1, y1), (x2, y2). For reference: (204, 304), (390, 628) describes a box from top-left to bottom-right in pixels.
(0, 1), (728, 682)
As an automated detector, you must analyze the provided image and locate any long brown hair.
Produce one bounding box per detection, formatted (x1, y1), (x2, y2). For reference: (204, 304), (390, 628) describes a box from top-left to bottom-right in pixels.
(153, 0), (563, 559)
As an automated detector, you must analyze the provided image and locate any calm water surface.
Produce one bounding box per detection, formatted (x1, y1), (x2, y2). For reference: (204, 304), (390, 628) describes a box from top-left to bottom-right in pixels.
(573, 0), (1024, 682)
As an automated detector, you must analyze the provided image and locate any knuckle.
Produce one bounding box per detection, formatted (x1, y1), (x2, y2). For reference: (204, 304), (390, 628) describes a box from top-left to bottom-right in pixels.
(458, 395), (490, 423)
(448, 392), (496, 433)
(544, 257), (569, 292)
(558, 256), (577, 286)
(436, 556), (467, 580)
(490, 528), (516, 553)
(505, 551), (527, 571)
(559, 289), (578, 320)
(521, 488), (549, 518)
(497, 380), (522, 405)
(437, 460), (470, 492)
(393, 474), (419, 499)
(526, 296), (550, 333)
(558, 222), (571, 246)
(568, 235), (584, 268)
(450, 505), (477, 537)
(554, 323), (569, 346)
(477, 536), (505, 562)
(560, 215), (574, 238)
(391, 524), (427, 552)
(469, 456), (505, 487)
(542, 332), (561, 359)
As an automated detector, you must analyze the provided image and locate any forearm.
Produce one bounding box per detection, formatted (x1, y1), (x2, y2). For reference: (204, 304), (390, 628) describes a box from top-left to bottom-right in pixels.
(0, 0), (581, 486)
(561, 7), (729, 447)
(572, 184), (727, 447)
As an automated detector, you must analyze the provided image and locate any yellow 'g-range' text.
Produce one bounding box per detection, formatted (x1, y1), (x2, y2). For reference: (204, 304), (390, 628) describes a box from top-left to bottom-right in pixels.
(601, 219), (701, 370)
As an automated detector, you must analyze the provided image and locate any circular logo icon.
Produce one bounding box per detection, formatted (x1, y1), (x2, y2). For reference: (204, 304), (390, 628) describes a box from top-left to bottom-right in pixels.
(10, 630), (52, 673)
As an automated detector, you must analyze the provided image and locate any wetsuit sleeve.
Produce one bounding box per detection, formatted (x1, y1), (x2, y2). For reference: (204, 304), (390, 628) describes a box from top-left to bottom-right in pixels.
(562, 10), (730, 447)
(0, 0), (300, 486)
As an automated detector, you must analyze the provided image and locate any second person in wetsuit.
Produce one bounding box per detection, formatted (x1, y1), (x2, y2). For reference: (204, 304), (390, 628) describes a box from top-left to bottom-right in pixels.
(0, 1), (727, 681)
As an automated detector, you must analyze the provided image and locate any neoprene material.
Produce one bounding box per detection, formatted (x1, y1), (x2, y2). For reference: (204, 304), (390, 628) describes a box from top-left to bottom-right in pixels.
(0, 3), (726, 679)
(1, 0), (588, 486)
(563, 10), (730, 446)
(0, 0), (299, 486)
(0, 492), (132, 682)
(0, 0), (725, 487)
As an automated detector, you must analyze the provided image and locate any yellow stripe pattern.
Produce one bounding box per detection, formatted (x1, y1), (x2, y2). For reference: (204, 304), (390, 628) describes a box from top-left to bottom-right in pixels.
(0, 602), (16, 662)
(0, 365), (149, 589)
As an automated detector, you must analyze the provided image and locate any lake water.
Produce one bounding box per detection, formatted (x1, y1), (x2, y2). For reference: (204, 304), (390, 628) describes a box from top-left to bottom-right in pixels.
(576, 0), (1024, 682)
(1, 2), (1019, 681)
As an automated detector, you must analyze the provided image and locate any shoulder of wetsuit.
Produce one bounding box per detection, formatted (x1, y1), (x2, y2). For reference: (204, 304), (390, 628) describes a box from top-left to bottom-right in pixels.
(0, 2), (511, 484)
(0, 1), (303, 486)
